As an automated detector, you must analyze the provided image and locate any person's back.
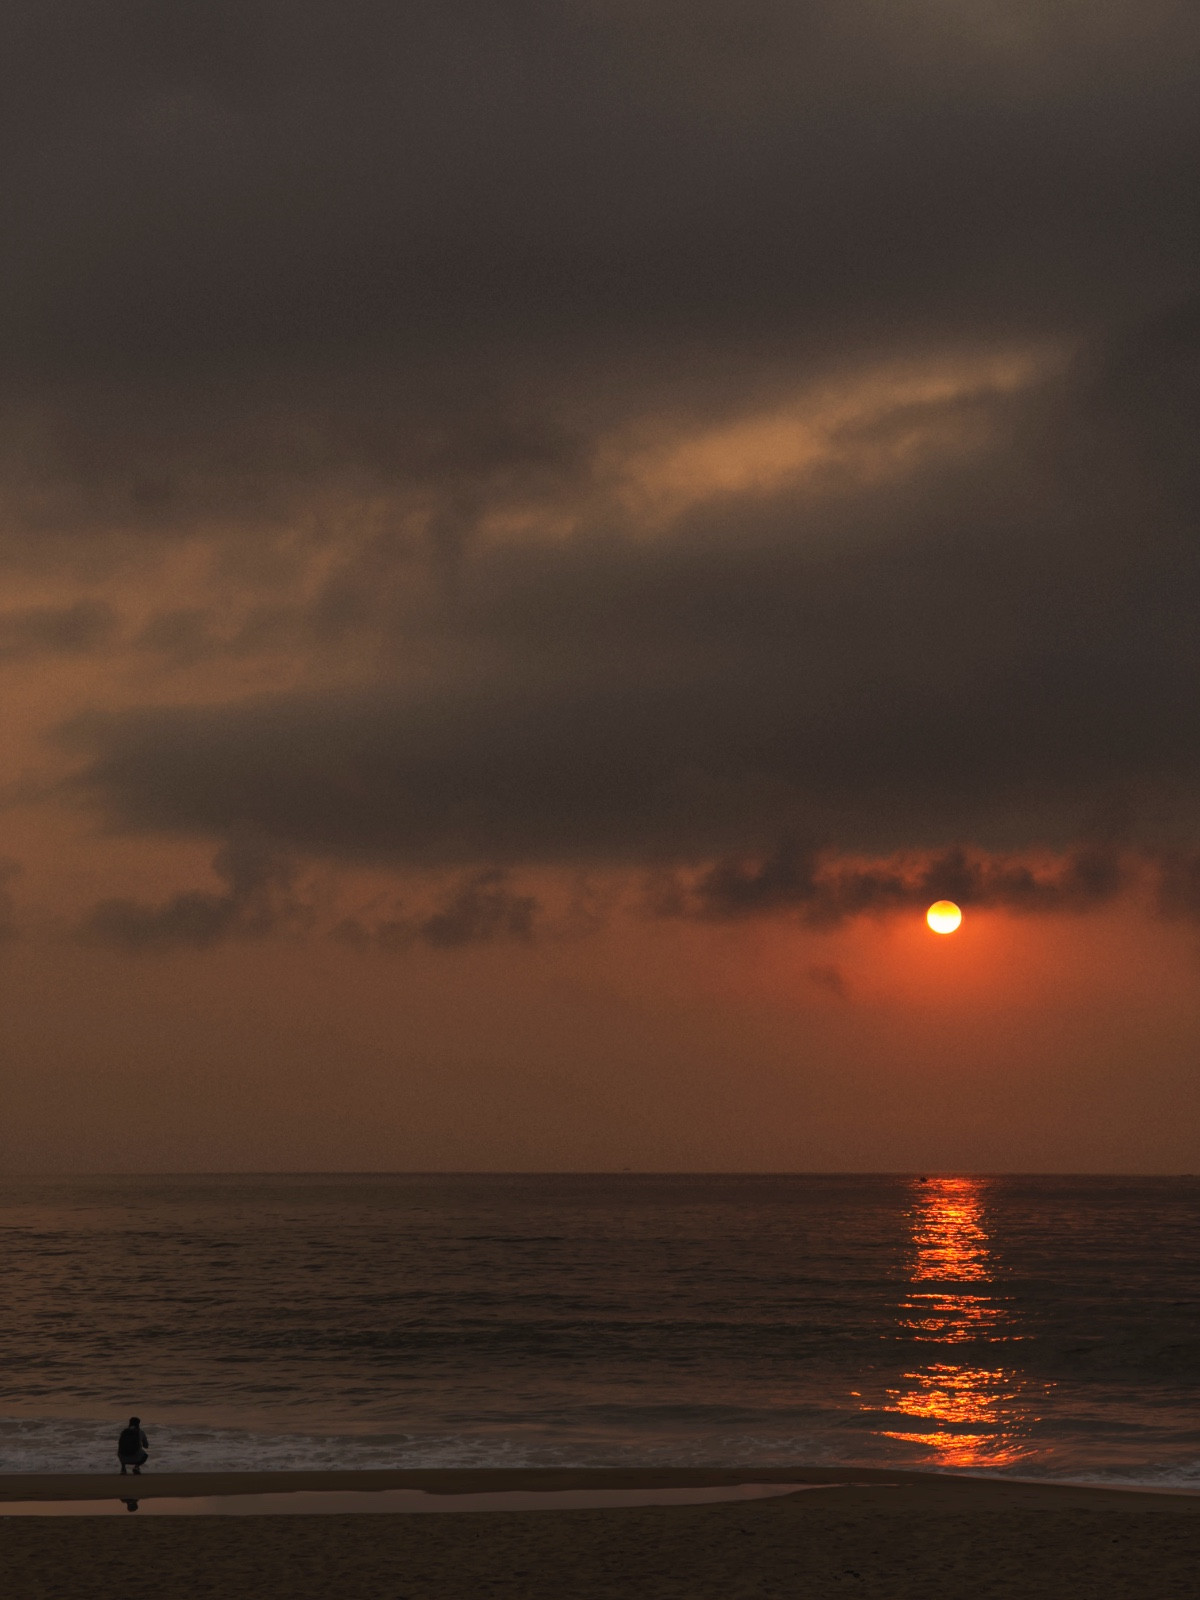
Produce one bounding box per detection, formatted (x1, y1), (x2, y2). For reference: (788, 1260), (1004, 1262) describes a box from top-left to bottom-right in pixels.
(117, 1416), (149, 1475)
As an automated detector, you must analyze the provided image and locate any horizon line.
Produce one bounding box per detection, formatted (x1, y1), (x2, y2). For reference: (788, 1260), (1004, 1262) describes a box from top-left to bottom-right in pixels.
(1, 1168), (1197, 1180)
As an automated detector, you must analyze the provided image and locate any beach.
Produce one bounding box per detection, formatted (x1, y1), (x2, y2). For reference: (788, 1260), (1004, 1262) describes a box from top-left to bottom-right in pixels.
(2, 1469), (1199, 1599)
(3, 1178), (1198, 1596)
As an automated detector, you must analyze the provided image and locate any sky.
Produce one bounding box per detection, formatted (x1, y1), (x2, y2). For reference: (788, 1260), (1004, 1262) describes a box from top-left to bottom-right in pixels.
(3, 1), (1200, 1171)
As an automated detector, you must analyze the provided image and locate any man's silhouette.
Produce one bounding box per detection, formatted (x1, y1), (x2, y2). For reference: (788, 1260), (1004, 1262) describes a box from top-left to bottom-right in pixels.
(117, 1416), (149, 1475)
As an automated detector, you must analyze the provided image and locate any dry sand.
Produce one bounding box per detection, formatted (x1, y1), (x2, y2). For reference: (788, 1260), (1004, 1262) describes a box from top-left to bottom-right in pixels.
(1, 1467), (1198, 1599)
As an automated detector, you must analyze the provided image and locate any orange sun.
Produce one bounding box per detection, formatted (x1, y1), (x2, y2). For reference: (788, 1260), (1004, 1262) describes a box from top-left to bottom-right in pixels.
(926, 900), (963, 935)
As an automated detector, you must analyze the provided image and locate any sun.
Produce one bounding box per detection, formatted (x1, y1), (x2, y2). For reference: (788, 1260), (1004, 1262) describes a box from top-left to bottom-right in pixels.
(926, 900), (963, 935)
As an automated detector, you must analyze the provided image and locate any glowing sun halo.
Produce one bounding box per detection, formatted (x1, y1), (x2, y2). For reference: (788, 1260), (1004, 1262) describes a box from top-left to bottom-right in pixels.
(926, 900), (963, 935)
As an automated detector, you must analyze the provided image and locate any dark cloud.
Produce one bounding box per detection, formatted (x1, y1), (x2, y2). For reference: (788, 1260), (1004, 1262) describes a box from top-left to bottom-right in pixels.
(684, 840), (1128, 926)
(78, 830), (306, 951)
(63, 300), (1200, 865)
(418, 871), (538, 949)
(332, 870), (539, 951)
(3, 1), (1198, 903)
(74, 831), (1200, 953)
(0, 0), (1196, 549)
(1, 0), (1195, 365)
(1155, 851), (1200, 921)
(0, 601), (117, 660)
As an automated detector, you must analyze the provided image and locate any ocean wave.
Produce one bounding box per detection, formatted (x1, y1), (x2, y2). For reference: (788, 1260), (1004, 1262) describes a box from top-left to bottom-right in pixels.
(1, 1412), (1196, 1487)
(0, 1417), (558, 1475)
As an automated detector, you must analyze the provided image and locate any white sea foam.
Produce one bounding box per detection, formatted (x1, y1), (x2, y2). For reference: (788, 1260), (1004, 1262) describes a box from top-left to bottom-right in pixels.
(0, 1417), (554, 1475)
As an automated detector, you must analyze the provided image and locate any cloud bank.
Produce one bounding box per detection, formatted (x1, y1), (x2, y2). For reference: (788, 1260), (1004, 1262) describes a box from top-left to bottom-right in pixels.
(0, 0), (1196, 943)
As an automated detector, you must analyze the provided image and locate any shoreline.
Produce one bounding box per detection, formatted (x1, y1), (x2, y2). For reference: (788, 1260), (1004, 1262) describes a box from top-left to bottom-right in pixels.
(2, 1464), (1199, 1506)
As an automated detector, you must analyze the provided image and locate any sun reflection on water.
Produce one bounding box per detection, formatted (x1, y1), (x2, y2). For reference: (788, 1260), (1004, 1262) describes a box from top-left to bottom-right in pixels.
(869, 1177), (1045, 1468)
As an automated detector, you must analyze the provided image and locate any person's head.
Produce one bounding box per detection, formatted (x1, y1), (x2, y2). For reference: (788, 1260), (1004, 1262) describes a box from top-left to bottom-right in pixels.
(129, 1416), (140, 1427)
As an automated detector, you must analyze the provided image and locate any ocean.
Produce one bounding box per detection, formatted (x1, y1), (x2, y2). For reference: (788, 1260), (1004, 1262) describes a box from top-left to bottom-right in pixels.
(0, 1173), (1197, 1486)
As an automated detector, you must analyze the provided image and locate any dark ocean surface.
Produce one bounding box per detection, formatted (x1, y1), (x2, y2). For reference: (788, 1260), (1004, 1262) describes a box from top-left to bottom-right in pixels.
(0, 1173), (1197, 1484)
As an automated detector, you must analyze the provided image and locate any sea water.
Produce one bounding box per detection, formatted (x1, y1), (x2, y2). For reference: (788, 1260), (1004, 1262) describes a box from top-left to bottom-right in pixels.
(0, 1173), (1196, 1486)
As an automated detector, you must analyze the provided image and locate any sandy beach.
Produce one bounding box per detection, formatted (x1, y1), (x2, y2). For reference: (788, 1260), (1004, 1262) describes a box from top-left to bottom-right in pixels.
(1, 1468), (1198, 1599)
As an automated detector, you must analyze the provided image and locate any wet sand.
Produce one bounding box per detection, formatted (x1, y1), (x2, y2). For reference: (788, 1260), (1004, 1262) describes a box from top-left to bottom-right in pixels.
(1, 1467), (1198, 1599)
